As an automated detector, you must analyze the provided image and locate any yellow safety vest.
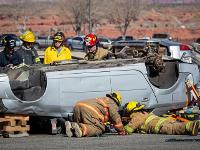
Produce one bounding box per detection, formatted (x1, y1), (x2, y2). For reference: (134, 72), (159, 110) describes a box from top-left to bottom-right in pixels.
(44, 46), (71, 64)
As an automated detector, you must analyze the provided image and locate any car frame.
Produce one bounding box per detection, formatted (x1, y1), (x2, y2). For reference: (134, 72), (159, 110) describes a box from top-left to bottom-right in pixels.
(0, 57), (198, 117)
(112, 39), (192, 63)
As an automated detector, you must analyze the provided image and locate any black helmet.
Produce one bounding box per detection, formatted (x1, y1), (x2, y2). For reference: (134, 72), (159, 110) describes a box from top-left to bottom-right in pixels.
(3, 35), (16, 49)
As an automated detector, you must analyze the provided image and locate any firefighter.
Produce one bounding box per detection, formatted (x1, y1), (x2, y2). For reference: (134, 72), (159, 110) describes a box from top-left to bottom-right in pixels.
(44, 31), (71, 64)
(65, 92), (125, 137)
(84, 34), (111, 61)
(18, 30), (41, 65)
(0, 35), (23, 67)
(124, 101), (199, 136)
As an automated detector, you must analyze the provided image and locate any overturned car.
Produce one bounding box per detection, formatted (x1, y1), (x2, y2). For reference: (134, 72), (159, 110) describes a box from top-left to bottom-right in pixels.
(0, 41), (199, 118)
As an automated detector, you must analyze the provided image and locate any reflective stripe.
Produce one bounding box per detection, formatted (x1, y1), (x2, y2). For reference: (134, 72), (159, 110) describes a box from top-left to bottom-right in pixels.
(98, 98), (109, 122)
(130, 112), (135, 118)
(185, 122), (192, 131)
(35, 57), (40, 62)
(154, 118), (166, 133)
(76, 102), (104, 122)
(140, 114), (158, 131)
(98, 99), (108, 107)
(114, 122), (123, 128)
(81, 124), (88, 136)
(124, 125), (134, 134)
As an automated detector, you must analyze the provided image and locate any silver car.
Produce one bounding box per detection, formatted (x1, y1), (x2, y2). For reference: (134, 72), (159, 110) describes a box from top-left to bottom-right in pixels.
(0, 58), (199, 117)
(66, 35), (86, 51)
(152, 39), (192, 63)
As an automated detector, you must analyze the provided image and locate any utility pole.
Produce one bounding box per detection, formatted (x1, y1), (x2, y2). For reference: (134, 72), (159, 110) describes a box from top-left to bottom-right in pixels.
(88, 0), (91, 33)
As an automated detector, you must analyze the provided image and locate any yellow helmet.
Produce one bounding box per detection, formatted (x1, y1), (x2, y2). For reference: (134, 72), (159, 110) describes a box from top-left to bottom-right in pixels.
(125, 101), (145, 113)
(20, 31), (36, 43)
(106, 91), (122, 106)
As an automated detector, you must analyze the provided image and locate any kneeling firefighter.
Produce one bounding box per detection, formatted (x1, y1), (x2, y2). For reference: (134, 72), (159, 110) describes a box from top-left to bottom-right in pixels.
(65, 92), (125, 137)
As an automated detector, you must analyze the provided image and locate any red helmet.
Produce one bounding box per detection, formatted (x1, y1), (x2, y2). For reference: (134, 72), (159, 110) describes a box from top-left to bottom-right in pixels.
(84, 34), (97, 47)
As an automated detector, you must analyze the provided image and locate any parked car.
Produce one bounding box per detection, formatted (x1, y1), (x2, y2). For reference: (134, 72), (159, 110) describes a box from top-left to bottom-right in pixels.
(0, 34), (22, 47)
(157, 39), (192, 63)
(112, 35), (134, 42)
(66, 35), (86, 51)
(0, 57), (199, 117)
(36, 36), (53, 49)
(152, 33), (172, 40)
(98, 36), (112, 48)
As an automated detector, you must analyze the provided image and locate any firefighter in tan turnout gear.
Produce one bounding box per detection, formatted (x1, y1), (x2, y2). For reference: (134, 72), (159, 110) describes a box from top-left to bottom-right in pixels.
(124, 101), (199, 136)
(65, 92), (125, 137)
(84, 33), (110, 61)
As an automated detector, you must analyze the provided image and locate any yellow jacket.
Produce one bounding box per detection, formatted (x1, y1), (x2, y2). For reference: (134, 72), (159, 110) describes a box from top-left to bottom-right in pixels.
(44, 46), (72, 64)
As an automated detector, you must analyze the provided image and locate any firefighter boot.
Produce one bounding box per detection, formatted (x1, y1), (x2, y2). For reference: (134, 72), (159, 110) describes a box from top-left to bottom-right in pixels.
(186, 121), (199, 136)
(71, 122), (83, 138)
(65, 121), (73, 137)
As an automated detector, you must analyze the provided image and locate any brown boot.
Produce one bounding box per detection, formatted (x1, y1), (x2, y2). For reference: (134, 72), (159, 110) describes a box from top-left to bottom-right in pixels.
(65, 121), (73, 137)
(71, 122), (83, 138)
(186, 121), (199, 136)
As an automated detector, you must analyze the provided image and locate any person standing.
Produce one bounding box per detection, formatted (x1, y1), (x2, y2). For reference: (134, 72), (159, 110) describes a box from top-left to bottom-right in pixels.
(84, 34), (111, 61)
(44, 31), (71, 64)
(0, 35), (22, 68)
(18, 30), (40, 65)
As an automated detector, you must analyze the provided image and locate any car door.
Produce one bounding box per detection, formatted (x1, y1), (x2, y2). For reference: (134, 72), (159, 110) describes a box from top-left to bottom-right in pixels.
(57, 68), (111, 117)
(109, 64), (157, 106)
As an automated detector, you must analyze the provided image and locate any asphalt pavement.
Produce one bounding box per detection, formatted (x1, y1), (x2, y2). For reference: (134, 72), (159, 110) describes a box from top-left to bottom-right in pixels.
(0, 133), (200, 150)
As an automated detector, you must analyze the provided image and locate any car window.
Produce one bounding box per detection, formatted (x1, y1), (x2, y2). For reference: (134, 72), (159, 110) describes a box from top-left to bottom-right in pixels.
(152, 34), (169, 39)
(117, 36), (123, 40)
(37, 36), (46, 40)
(116, 36), (133, 41)
(73, 37), (83, 41)
(99, 38), (108, 42)
(125, 36), (133, 40)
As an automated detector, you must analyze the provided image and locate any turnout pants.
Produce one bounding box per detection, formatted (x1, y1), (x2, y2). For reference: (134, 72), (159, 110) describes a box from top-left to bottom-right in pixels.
(73, 105), (105, 137)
